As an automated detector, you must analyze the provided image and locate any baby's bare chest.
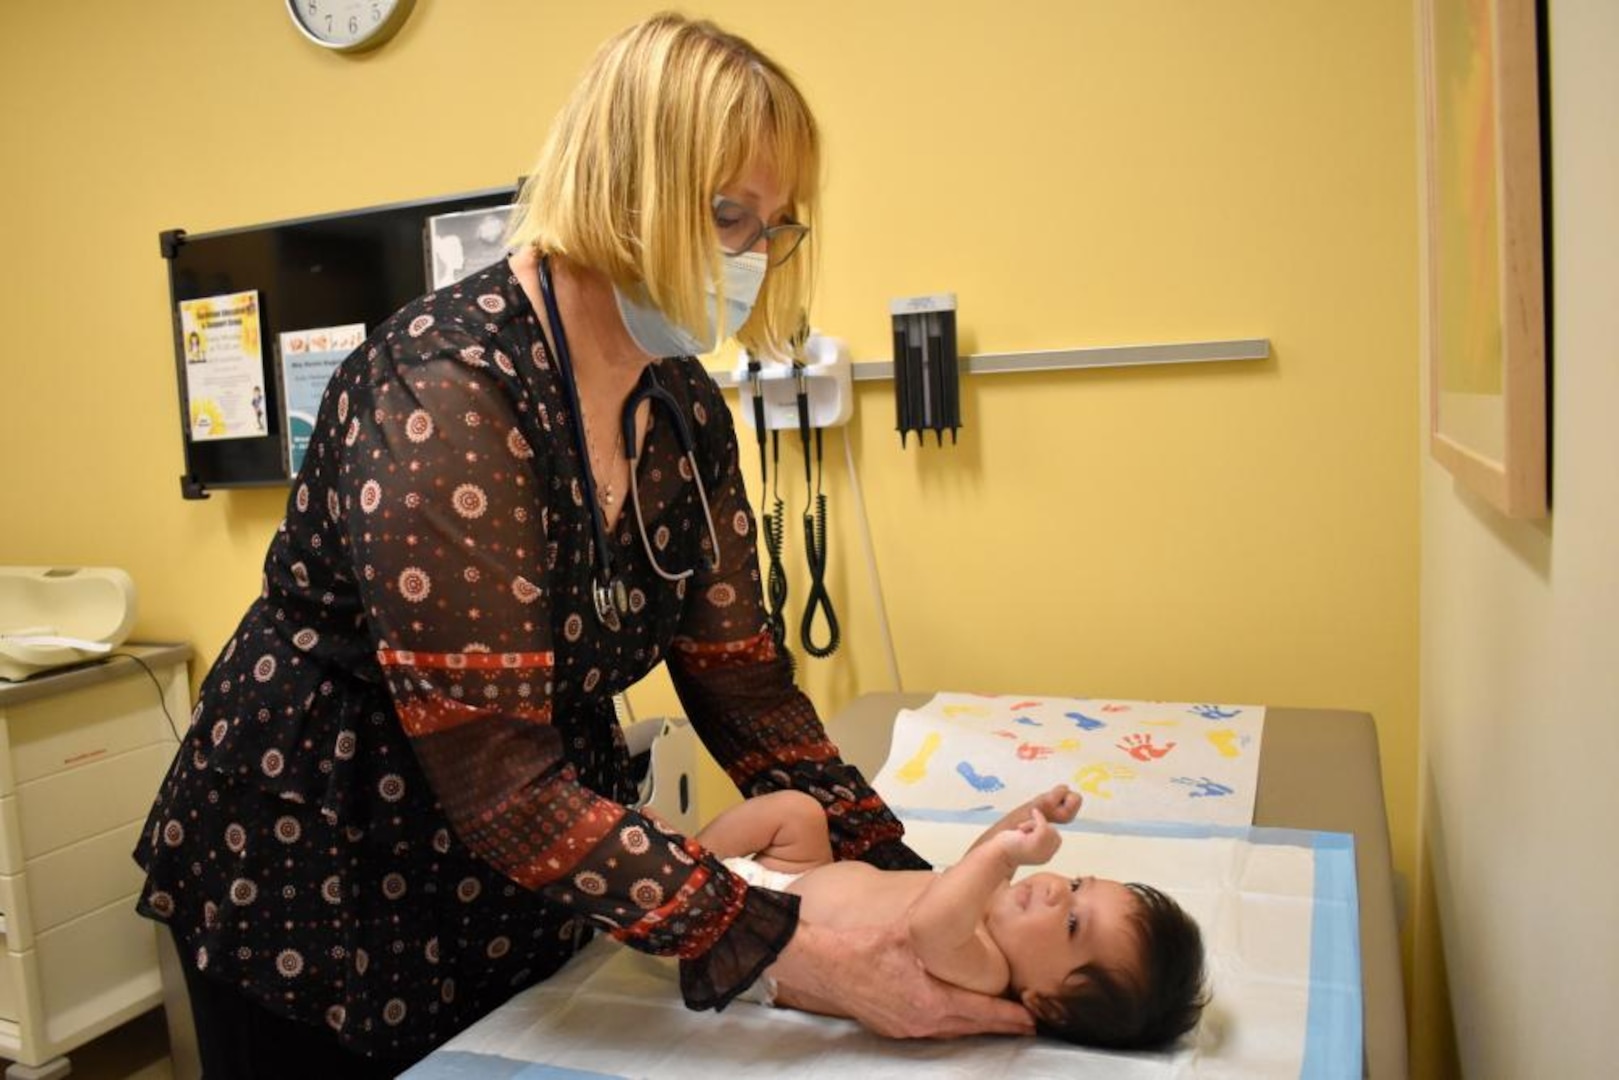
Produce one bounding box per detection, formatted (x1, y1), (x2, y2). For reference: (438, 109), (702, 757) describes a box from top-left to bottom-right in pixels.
(787, 864), (937, 928)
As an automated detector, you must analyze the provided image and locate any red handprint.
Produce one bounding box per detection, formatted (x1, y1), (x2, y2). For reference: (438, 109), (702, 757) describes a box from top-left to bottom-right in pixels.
(1016, 742), (1055, 761)
(1118, 732), (1176, 762)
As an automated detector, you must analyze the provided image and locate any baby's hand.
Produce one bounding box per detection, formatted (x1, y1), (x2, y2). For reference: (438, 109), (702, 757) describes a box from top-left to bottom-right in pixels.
(1033, 783), (1083, 825)
(997, 807), (1061, 867)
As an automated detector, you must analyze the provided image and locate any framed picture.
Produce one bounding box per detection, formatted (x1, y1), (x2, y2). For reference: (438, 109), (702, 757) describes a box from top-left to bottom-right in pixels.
(1419, 0), (1547, 518)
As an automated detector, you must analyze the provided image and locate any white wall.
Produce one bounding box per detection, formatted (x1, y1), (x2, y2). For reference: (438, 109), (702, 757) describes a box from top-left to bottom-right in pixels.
(1419, 3), (1619, 1076)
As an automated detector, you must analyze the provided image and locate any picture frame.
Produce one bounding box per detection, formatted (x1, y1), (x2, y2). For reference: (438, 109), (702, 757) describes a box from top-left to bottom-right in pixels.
(1419, 0), (1548, 518)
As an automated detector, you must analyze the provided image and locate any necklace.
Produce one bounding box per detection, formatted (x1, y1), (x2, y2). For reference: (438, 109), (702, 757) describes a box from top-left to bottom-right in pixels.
(582, 410), (625, 507)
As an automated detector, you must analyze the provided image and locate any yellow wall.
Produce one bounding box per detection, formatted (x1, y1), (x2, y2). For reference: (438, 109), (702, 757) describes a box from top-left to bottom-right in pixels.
(0, 0), (1425, 1057)
(1416, 3), (1619, 1076)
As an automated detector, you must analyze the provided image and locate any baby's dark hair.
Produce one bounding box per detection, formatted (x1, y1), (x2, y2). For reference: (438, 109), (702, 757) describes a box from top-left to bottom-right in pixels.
(1027, 882), (1208, 1050)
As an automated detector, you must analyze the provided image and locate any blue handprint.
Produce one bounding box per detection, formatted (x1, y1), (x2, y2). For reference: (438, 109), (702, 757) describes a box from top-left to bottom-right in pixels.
(1065, 711), (1107, 731)
(956, 760), (1006, 793)
(1173, 776), (1234, 798)
(1190, 704), (1241, 721)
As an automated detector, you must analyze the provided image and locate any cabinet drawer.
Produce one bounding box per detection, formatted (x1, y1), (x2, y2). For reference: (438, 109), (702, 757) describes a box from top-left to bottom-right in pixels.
(0, 744), (174, 874)
(37, 896), (163, 1033)
(0, 670), (183, 797)
(0, 821), (147, 949)
(0, 898), (163, 1055)
(0, 934), (17, 1023)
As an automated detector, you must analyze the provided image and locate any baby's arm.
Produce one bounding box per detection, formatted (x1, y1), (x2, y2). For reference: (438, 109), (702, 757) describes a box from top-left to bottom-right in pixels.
(694, 790), (834, 875)
(967, 784), (1082, 853)
(906, 810), (1062, 996)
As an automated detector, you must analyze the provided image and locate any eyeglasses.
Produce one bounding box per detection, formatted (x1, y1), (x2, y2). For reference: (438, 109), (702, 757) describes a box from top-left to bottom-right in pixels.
(712, 196), (810, 266)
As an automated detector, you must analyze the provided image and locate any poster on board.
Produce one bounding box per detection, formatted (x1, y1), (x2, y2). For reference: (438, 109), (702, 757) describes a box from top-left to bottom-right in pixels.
(179, 290), (268, 441)
(278, 323), (366, 477)
(427, 205), (514, 289)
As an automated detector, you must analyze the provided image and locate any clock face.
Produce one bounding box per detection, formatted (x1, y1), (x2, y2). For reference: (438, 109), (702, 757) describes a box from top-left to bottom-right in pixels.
(286, 0), (415, 52)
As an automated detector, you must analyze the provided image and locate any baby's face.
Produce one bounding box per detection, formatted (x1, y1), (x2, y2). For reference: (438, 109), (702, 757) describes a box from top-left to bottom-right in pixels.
(985, 873), (1141, 1004)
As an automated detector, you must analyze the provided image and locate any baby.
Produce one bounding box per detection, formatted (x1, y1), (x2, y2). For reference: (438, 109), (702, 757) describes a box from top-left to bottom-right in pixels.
(696, 785), (1207, 1049)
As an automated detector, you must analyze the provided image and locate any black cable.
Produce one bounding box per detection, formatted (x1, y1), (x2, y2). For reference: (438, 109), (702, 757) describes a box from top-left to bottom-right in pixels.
(762, 429), (792, 672)
(111, 651), (185, 743)
(799, 426), (840, 658)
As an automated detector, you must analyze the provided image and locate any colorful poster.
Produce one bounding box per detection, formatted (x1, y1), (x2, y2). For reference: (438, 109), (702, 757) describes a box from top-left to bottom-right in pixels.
(278, 323), (366, 477)
(873, 691), (1267, 827)
(179, 290), (267, 441)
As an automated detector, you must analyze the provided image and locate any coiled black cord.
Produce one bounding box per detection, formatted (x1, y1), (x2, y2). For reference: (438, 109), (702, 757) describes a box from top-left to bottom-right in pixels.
(799, 429), (840, 658)
(762, 430), (793, 671)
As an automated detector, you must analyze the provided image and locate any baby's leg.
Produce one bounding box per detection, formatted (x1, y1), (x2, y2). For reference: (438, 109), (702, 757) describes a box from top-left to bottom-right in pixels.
(695, 790), (834, 874)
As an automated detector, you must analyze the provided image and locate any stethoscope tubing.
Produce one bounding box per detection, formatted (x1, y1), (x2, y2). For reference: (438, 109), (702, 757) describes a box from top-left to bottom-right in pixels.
(535, 255), (722, 621)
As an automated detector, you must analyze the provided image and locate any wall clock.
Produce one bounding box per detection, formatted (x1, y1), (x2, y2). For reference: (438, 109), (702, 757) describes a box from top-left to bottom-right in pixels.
(286, 0), (416, 53)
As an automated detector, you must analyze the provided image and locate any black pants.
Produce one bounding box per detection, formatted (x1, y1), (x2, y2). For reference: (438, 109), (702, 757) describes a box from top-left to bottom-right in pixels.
(176, 939), (423, 1079)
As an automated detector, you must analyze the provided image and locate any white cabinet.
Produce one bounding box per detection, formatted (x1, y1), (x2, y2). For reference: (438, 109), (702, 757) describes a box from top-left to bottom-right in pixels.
(0, 644), (189, 1078)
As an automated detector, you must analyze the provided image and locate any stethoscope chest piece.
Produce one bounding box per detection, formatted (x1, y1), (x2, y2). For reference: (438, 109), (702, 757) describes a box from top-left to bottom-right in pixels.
(593, 576), (630, 623)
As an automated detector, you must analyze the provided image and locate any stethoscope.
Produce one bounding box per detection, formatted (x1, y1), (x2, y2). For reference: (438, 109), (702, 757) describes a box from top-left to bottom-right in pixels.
(536, 256), (723, 626)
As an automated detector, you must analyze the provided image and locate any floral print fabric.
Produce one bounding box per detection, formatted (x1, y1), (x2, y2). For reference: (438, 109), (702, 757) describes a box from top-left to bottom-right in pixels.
(135, 260), (919, 1058)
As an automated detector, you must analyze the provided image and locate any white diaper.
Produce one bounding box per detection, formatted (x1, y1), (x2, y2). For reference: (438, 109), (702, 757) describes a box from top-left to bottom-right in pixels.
(721, 855), (803, 892)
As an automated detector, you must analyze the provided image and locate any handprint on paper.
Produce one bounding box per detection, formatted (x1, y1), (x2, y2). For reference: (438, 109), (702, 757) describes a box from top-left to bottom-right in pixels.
(1016, 742), (1055, 761)
(1190, 704), (1241, 721)
(1206, 728), (1249, 758)
(1173, 776), (1235, 798)
(1117, 732), (1177, 762)
(1073, 762), (1137, 799)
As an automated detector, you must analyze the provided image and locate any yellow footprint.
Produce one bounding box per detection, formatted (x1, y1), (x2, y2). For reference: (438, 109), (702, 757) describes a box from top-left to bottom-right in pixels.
(1206, 728), (1242, 758)
(943, 704), (992, 719)
(1142, 718), (1181, 728)
(896, 733), (943, 784)
(1055, 738), (1082, 753)
(1073, 762), (1137, 799)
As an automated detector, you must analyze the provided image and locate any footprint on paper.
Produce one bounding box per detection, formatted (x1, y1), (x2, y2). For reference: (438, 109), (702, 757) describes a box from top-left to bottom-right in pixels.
(943, 704), (992, 719)
(1065, 711), (1107, 731)
(1013, 715), (1043, 727)
(1073, 762), (1136, 799)
(956, 760), (1006, 793)
(895, 732), (942, 784)
(1206, 728), (1243, 758)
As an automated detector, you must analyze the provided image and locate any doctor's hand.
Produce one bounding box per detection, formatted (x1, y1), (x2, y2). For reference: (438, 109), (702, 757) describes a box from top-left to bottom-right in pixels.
(768, 920), (1035, 1039)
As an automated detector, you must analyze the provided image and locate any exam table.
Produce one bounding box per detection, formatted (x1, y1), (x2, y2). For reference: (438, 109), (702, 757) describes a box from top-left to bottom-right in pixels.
(825, 694), (1409, 1080)
(405, 693), (1408, 1079)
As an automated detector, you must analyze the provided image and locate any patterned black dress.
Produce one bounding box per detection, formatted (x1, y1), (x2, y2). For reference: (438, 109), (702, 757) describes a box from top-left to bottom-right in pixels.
(134, 260), (923, 1059)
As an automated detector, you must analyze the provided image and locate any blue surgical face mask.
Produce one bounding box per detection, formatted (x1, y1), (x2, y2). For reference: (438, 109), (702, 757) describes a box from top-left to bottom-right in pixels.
(614, 251), (769, 358)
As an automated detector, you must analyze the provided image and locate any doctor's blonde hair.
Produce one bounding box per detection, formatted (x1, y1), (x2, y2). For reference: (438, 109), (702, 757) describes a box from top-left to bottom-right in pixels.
(508, 12), (819, 357)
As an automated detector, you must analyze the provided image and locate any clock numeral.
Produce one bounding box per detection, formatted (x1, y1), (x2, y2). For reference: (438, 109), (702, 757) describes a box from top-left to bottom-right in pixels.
(373, 5), (383, 22)
(349, 16), (360, 33)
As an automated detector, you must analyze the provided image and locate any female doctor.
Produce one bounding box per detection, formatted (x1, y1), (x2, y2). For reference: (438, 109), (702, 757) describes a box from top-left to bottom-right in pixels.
(135, 12), (1031, 1077)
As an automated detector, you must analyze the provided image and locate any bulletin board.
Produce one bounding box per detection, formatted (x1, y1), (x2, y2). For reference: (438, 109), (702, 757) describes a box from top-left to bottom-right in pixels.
(161, 185), (516, 498)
